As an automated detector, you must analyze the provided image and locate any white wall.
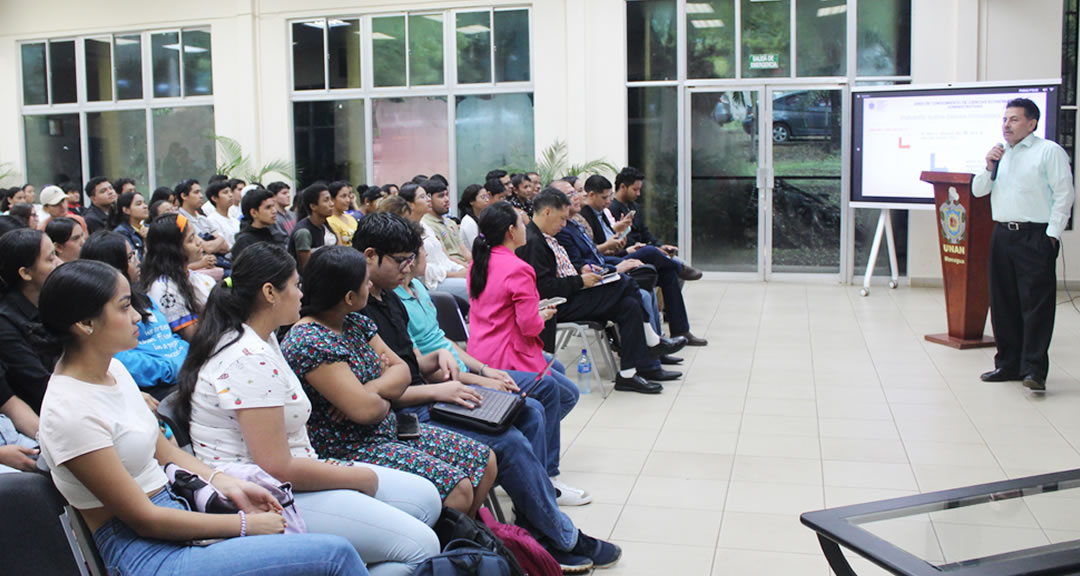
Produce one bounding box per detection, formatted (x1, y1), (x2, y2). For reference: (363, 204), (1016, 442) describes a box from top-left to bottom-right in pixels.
(907, 0), (1069, 285)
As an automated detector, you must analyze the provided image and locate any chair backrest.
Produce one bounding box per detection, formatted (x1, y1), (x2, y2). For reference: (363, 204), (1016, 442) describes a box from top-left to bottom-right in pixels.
(0, 473), (81, 575)
(430, 290), (470, 343)
(157, 390), (192, 447)
(61, 505), (108, 576)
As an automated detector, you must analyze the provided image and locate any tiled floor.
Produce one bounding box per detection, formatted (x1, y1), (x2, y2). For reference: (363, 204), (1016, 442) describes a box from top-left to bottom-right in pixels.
(535, 280), (1080, 575)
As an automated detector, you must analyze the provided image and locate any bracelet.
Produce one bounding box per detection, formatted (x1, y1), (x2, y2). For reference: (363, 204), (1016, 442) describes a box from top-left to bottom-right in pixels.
(207, 470), (222, 486)
(238, 510), (246, 537)
(479, 364), (488, 375)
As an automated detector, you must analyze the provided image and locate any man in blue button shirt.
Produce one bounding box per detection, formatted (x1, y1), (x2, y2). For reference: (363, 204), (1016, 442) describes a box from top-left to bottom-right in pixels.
(973, 98), (1075, 391)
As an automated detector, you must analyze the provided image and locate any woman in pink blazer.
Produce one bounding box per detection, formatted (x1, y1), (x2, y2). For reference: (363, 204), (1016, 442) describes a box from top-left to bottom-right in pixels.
(466, 202), (554, 373)
(466, 201), (591, 506)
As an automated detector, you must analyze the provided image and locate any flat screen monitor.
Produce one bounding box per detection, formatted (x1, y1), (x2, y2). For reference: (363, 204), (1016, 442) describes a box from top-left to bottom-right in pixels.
(851, 82), (1060, 206)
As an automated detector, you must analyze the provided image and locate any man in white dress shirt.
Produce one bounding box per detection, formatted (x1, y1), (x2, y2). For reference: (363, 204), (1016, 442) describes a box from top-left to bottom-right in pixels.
(973, 98), (1075, 391)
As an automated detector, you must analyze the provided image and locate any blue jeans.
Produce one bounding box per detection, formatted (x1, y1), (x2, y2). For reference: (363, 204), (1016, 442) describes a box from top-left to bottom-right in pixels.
(506, 360), (579, 478)
(93, 488), (366, 576)
(294, 463), (441, 576)
(413, 402), (579, 551)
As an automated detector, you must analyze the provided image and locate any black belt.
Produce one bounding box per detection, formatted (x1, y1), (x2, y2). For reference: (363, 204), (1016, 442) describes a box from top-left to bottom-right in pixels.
(995, 221), (1047, 231)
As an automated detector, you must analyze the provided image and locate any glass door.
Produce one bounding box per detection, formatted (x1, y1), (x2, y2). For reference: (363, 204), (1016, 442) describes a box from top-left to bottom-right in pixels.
(767, 86), (844, 276)
(686, 85), (845, 278)
(687, 87), (765, 275)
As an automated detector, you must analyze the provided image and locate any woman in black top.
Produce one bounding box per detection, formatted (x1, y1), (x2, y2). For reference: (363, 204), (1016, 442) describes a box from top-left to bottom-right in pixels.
(0, 229), (63, 412)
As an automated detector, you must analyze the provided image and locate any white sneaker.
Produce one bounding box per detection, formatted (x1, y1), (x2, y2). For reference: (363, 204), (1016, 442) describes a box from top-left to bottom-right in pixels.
(552, 477), (592, 506)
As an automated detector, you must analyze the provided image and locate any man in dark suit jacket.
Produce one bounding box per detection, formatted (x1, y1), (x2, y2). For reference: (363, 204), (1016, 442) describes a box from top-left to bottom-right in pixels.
(516, 188), (685, 394)
(578, 175), (706, 345)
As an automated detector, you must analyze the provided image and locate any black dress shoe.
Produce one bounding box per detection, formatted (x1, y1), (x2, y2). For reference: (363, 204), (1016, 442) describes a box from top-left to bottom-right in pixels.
(673, 332), (708, 346)
(648, 335), (687, 357)
(613, 374), (664, 394)
(638, 368), (682, 382)
(1022, 374), (1046, 392)
(660, 355), (684, 365)
(678, 264), (703, 281)
(980, 368), (1021, 382)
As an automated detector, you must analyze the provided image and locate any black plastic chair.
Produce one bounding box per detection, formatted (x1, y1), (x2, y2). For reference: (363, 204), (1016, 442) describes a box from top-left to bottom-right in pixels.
(430, 290), (470, 343)
(0, 472), (81, 575)
(157, 390), (192, 448)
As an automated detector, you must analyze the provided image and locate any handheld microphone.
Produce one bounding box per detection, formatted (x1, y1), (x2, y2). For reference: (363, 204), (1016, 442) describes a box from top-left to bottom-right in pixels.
(990, 143), (1005, 181)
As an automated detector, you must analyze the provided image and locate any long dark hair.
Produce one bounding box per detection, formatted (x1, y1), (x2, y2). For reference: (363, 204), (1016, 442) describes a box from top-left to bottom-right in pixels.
(458, 184), (483, 221)
(80, 231), (152, 322)
(176, 243), (296, 425)
(108, 191), (139, 229)
(39, 260), (122, 347)
(469, 201), (518, 299)
(299, 245), (367, 317)
(0, 228), (47, 295)
(138, 214), (199, 318)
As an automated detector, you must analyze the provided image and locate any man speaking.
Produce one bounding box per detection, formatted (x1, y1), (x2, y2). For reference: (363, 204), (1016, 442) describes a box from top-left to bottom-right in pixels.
(973, 98), (1075, 392)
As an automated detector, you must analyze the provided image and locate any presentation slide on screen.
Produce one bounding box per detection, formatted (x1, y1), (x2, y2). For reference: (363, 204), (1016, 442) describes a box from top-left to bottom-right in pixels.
(853, 86), (1056, 204)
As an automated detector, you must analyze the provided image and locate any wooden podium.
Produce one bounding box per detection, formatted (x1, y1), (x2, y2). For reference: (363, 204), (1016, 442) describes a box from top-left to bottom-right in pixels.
(920, 171), (996, 349)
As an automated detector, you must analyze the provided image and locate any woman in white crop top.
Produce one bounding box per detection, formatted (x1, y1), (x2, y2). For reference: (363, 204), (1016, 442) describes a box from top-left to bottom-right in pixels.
(36, 260), (365, 576)
(177, 243), (440, 576)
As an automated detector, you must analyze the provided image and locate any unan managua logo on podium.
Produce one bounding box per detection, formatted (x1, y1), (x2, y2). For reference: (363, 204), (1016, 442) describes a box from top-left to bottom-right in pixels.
(939, 186), (966, 245)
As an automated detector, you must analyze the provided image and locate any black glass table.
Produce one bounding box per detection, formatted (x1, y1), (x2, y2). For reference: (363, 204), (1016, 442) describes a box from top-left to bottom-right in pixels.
(800, 469), (1080, 575)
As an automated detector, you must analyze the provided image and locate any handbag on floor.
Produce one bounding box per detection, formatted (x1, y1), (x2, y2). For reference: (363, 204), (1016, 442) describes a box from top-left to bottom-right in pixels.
(432, 507), (524, 576)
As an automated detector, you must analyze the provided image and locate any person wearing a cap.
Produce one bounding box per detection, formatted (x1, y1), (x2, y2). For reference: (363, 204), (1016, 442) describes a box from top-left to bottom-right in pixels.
(38, 186), (87, 234)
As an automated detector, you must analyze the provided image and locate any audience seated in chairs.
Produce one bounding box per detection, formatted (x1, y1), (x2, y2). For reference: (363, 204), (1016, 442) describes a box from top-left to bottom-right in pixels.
(279, 245), (496, 515)
(202, 181), (240, 250)
(38, 184), (88, 233)
(44, 217), (86, 263)
(35, 259), (366, 576)
(139, 214), (218, 342)
(109, 190), (150, 261)
(457, 183), (492, 250)
(81, 231), (188, 401)
(176, 243), (441, 574)
(267, 181), (296, 247)
(577, 174), (706, 346)
(422, 181), (471, 266)
(400, 182), (470, 304)
(515, 190), (686, 395)
(352, 212), (621, 573)
(82, 177), (116, 235)
(327, 181), (359, 247)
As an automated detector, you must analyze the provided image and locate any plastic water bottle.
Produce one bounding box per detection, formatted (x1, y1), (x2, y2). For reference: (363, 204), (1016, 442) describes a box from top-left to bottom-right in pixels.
(576, 348), (593, 394)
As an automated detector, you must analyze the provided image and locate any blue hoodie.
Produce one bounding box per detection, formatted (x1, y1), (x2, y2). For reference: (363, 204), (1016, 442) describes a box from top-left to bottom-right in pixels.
(115, 300), (189, 390)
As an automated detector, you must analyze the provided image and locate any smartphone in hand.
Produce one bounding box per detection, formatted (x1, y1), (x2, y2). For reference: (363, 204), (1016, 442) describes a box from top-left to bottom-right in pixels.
(538, 297), (567, 309)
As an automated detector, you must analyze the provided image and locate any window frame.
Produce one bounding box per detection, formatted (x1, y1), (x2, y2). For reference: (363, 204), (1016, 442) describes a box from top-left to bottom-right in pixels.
(286, 6), (535, 204)
(17, 28), (216, 192)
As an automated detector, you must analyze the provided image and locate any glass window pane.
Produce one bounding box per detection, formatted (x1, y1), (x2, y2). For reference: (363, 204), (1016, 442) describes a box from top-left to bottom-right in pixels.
(373, 16), (407, 87)
(627, 86), (679, 246)
(182, 29), (213, 96)
(686, 1), (735, 79)
(293, 99), (366, 189)
(857, 0), (911, 76)
(796, 0), (846, 76)
(115, 35), (143, 100)
(152, 32), (181, 98)
(373, 97), (448, 186)
(409, 14), (444, 86)
(24, 114), (82, 187)
(292, 20), (326, 91)
(456, 11), (492, 84)
(455, 93), (534, 191)
(494, 10), (529, 82)
(328, 19), (361, 89)
(21, 43), (47, 106)
(627, 0), (677, 82)
(49, 41), (77, 104)
(153, 106), (215, 188)
(87, 110), (149, 192)
(741, 0), (790, 78)
(85, 38), (113, 102)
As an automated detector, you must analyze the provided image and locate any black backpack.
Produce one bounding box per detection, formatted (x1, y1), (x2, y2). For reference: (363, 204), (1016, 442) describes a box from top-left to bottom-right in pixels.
(432, 508), (525, 576)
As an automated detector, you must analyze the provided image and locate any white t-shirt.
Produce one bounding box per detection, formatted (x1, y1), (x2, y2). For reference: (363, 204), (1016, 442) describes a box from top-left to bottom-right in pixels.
(460, 214), (479, 250)
(147, 272), (216, 333)
(421, 220), (464, 289)
(38, 359), (168, 509)
(189, 325), (316, 464)
(205, 210), (240, 248)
